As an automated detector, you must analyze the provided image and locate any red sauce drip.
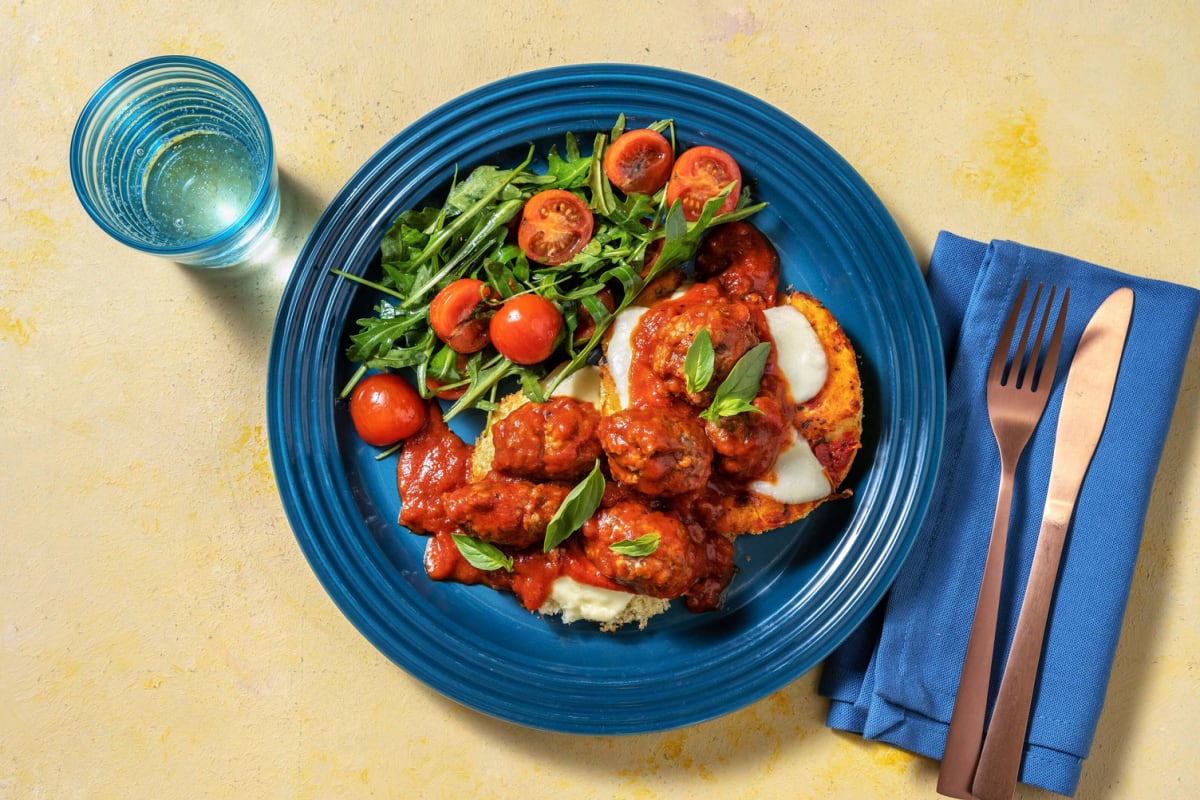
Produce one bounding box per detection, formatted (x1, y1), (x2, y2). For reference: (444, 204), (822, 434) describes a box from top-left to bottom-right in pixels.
(397, 407), (472, 537)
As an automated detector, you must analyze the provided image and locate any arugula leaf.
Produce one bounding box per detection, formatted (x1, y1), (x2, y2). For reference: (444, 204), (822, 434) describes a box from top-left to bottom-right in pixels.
(587, 132), (617, 217)
(452, 534), (514, 572)
(544, 133), (592, 188)
(684, 329), (715, 394)
(518, 370), (548, 404)
(445, 166), (521, 214)
(346, 313), (425, 364)
(402, 196), (524, 310)
(408, 146), (534, 275)
(700, 342), (772, 423)
(609, 533), (661, 557)
(543, 460), (605, 552)
(609, 113), (627, 141)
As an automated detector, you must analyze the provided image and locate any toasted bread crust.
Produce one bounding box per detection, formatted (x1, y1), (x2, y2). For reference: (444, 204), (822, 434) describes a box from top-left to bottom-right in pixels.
(698, 291), (862, 535)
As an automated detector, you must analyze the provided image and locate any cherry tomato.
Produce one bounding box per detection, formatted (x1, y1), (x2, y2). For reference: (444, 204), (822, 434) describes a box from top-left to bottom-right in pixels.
(664, 146), (742, 222)
(489, 294), (563, 365)
(517, 189), (594, 266)
(603, 128), (675, 195)
(349, 373), (429, 446)
(429, 278), (492, 353)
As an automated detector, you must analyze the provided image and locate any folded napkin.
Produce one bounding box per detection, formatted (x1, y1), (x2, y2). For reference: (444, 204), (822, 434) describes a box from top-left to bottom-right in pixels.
(819, 232), (1200, 796)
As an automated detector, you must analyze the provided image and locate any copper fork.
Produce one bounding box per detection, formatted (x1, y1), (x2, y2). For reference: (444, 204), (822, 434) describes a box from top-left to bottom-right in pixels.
(937, 280), (1070, 798)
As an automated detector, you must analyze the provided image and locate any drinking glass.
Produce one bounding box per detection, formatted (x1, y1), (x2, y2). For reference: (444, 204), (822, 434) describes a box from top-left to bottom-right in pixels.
(70, 55), (280, 268)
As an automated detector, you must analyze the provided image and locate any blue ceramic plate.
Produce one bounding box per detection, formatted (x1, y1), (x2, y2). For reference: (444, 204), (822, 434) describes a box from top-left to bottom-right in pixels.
(267, 65), (944, 734)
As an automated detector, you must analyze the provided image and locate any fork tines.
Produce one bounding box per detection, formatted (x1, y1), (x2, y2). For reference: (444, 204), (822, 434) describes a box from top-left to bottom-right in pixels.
(993, 282), (1070, 392)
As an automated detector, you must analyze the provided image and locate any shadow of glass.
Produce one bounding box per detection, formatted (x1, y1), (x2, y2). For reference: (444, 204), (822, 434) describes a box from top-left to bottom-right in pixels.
(179, 168), (327, 349)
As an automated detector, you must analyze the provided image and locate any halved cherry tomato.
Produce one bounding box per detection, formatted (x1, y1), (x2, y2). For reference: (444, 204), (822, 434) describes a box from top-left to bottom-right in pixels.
(429, 278), (493, 353)
(664, 146), (742, 221)
(517, 189), (594, 266)
(349, 373), (429, 446)
(489, 294), (563, 365)
(603, 129), (675, 195)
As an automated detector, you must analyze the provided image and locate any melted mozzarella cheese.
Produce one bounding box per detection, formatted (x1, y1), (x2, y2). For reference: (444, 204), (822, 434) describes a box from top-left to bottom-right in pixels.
(604, 305), (647, 410)
(750, 428), (830, 503)
(764, 304), (827, 404)
(549, 364), (603, 407)
(542, 576), (633, 624)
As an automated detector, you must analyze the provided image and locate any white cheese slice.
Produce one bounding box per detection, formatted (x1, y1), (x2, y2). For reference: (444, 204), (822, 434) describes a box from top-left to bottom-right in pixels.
(750, 428), (831, 504)
(764, 304), (827, 404)
(549, 364), (603, 407)
(541, 576), (634, 624)
(604, 305), (647, 410)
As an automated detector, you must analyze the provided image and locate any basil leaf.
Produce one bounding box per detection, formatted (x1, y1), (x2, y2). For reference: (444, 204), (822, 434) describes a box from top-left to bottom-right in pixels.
(544, 460), (605, 552)
(700, 342), (771, 423)
(684, 329), (715, 394)
(452, 534), (514, 573)
(609, 533), (661, 557)
(704, 395), (763, 420)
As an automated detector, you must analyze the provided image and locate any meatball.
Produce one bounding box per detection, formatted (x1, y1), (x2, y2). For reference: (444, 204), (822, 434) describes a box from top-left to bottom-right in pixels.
(583, 500), (705, 598)
(639, 293), (764, 407)
(442, 474), (570, 549)
(599, 408), (713, 496)
(695, 221), (780, 310)
(702, 392), (790, 480)
(491, 397), (603, 481)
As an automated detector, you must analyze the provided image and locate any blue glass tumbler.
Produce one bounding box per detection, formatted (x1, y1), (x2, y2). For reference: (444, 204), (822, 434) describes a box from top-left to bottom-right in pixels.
(70, 56), (280, 268)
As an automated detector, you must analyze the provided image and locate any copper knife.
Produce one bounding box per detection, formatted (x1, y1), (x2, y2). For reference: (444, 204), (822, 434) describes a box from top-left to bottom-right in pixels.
(971, 286), (1135, 800)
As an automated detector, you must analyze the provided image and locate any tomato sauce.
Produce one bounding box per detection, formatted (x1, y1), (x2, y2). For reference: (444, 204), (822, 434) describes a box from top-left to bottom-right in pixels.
(423, 530), (625, 611)
(396, 407), (472, 537)
(397, 220), (807, 620)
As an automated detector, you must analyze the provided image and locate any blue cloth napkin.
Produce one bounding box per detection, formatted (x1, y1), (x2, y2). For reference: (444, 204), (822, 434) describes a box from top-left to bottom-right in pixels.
(819, 232), (1200, 796)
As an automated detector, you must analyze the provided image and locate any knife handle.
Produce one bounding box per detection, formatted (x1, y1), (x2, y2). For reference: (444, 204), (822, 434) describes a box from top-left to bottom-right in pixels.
(971, 510), (1071, 800)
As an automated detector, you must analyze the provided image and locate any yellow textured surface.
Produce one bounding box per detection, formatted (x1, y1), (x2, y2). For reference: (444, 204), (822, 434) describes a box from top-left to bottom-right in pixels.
(2, 2), (1197, 798)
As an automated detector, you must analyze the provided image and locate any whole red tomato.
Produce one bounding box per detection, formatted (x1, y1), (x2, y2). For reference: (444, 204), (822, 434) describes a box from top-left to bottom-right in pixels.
(489, 294), (563, 365)
(348, 373), (428, 446)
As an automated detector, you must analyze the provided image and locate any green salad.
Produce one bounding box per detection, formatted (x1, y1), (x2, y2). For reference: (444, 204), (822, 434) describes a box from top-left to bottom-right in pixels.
(336, 115), (765, 425)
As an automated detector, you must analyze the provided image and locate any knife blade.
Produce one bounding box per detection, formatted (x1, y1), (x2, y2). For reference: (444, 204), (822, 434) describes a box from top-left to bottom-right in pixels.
(971, 286), (1134, 800)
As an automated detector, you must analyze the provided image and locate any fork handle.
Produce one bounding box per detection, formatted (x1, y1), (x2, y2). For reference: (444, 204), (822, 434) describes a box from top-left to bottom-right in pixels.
(936, 463), (1017, 798)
